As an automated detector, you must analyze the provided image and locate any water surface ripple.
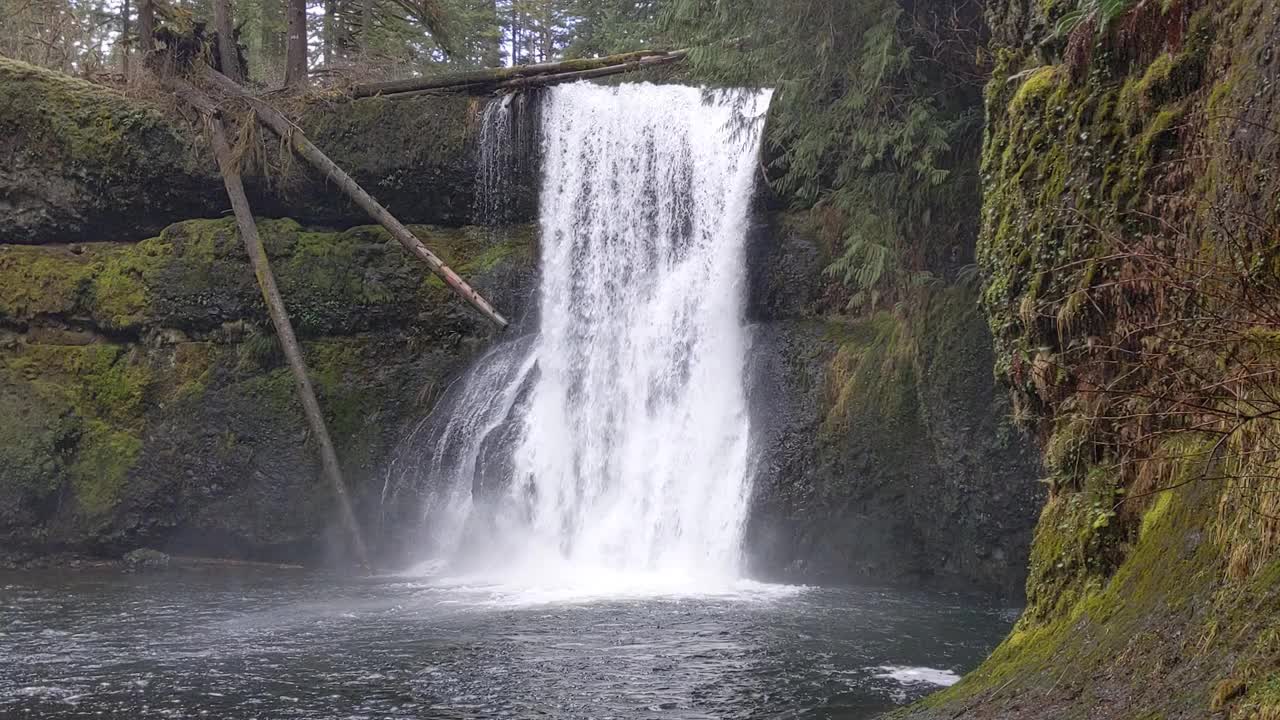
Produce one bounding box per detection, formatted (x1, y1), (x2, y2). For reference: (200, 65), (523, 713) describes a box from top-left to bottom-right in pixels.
(0, 570), (1014, 719)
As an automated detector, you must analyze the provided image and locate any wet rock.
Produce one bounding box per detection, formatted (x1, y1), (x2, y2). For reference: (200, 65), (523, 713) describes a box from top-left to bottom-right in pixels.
(123, 548), (170, 571)
(742, 214), (1042, 600)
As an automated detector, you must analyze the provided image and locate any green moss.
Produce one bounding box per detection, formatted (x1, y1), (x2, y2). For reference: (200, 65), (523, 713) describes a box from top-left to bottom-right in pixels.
(90, 243), (163, 331)
(1206, 74), (1240, 119)
(1136, 103), (1186, 159)
(821, 312), (917, 442)
(1010, 67), (1063, 114)
(0, 246), (98, 322)
(69, 419), (142, 518)
(916, 2), (1280, 717)
(1, 342), (150, 526)
(1044, 414), (1091, 485)
(306, 339), (377, 438)
(6, 344), (150, 426)
(170, 342), (216, 401)
(921, 476), (1223, 713)
(1140, 491), (1174, 541)
(1119, 53), (1176, 114)
(0, 362), (75, 510)
(0, 56), (199, 182)
(463, 234), (535, 275)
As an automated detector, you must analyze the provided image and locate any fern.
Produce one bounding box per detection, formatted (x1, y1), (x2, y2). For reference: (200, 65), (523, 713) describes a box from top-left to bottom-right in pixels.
(1055, 0), (1139, 37)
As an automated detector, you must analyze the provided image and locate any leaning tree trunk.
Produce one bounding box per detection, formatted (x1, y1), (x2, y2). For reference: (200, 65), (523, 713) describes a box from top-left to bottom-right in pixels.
(201, 67), (510, 328)
(207, 115), (368, 567)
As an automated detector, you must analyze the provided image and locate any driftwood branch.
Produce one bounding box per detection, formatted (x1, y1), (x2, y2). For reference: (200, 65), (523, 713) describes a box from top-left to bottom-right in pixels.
(347, 49), (689, 98)
(200, 66), (510, 329)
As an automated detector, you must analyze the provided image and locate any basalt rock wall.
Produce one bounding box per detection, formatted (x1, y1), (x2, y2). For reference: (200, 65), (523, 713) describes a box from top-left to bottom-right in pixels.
(743, 213), (1043, 600)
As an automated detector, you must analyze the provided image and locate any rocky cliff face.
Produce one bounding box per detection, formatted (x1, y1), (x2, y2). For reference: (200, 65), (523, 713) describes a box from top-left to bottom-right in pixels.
(0, 57), (536, 247)
(0, 219), (535, 564)
(0, 58), (544, 565)
(744, 213), (1043, 600)
(903, 0), (1280, 717)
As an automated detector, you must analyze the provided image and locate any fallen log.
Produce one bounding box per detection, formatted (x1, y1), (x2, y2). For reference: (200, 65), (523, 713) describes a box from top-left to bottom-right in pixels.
(200, 66), (510, 329)
(207, 115), (370, 568)
(493, 50), (689, 92)
(347, 49), (688, 98)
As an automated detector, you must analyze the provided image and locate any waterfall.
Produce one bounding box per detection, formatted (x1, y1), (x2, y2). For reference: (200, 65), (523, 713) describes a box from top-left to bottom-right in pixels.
(473, 91), (541, 228)
(389, 82), (773, 590)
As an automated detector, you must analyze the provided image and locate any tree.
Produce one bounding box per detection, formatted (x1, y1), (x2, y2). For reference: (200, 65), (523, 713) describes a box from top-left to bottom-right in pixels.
(564, 0), (659, 58)
(0, 0), (661, 83)
(214, 0), (243, 82)
(140, 0), (156, 51)
(284, 0), (307, 85)
(663, 0), (989, 308)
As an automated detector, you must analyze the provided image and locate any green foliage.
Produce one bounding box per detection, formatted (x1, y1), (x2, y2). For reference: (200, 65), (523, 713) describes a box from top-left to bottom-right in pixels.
(562, 0), (659, 58)
(0, 0), (120, 74)
(1054, 0), (1139, 38)
(664, 0), (986, 308)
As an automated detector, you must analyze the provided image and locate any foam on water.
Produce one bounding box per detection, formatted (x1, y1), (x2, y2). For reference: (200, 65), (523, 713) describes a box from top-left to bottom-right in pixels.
(397, 564), (807, 608)
(874, 666), (962, 687)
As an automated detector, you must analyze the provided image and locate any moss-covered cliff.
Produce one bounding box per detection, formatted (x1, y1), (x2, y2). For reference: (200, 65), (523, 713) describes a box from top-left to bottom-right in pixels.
(0, 218), (535, 563)
(0, 57), (517, 246)
(903, 0), (1280, 716)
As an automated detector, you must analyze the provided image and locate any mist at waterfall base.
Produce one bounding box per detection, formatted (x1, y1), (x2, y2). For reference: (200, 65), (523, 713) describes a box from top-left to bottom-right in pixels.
(0, 83), (1019, 720)
(387, 82), (767, 595)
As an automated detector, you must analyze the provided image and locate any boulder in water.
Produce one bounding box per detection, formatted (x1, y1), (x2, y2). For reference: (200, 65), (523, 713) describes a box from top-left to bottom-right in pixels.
(122, 548), (170, 572)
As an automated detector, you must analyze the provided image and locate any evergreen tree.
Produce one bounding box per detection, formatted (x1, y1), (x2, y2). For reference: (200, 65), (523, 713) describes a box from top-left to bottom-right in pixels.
(664, 0), (988, 307)
(564, 0), (659, 58)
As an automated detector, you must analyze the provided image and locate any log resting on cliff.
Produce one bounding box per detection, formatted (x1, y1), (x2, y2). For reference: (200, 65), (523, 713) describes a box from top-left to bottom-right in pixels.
(346, 49), (689, 98)
(197, 68), (509, 329)
(0, 56), (500, 245)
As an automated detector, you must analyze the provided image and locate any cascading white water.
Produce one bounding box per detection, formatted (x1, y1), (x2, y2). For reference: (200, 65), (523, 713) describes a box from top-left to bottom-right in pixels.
(474, 97), (514, 226)
(396, 82), (773, 592)
(508, 82), (771, 586)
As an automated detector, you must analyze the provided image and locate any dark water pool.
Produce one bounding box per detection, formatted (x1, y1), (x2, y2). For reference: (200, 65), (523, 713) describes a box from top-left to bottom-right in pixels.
(0, 569), (1015, 719)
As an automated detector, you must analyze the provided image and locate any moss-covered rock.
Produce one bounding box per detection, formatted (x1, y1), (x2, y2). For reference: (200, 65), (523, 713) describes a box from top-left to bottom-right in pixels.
(0, 217), (537, 561)
(1, 218), (533, 338)
(900, 0), (1280, 716)
(0, 58), (216, 247)
(0, 58), (517, 246)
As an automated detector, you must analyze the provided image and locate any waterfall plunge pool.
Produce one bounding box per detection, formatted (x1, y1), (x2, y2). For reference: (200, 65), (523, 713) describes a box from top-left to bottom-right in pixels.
(0, 568), (1015, 719)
